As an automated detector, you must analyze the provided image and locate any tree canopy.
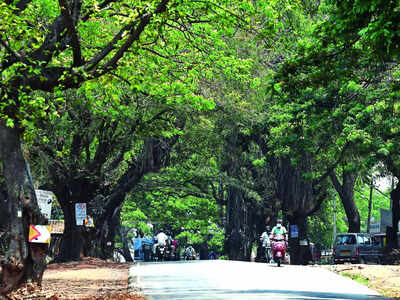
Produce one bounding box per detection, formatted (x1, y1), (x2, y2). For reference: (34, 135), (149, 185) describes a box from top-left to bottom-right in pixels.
(2, 0), (400, 295)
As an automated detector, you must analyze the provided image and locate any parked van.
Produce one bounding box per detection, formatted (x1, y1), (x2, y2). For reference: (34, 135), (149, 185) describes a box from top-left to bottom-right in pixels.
(333, 233), (382, 264)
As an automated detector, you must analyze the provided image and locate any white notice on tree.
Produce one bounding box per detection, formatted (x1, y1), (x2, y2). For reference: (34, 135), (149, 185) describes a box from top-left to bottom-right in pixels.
(75, 203), (87, 226)
(35, 189), (54, 220)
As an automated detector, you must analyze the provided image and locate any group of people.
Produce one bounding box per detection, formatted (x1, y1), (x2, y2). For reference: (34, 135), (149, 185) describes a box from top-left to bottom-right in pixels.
(151, 230), (197, 261)
(152, 231), (177, 261)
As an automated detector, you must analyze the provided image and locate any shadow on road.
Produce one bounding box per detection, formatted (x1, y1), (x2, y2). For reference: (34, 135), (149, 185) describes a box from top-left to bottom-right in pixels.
(145, 288), (390, 300)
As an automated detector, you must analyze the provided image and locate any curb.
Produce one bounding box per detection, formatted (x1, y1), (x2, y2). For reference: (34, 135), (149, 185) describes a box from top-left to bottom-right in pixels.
(128, 262), (143, 295)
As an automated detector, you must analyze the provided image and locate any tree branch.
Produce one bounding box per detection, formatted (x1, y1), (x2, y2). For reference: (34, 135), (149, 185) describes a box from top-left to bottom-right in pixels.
(5, 0), (33, 14)
(58, 0), (84, 67)
(95, 0), (170, 76)
(329, 170), (343, 197)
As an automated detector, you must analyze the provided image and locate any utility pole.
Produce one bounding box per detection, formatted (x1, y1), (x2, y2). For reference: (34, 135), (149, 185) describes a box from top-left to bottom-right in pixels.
(391, 176), (394, 210)
(333, 196), (337, 244)
(367, 179), (373, 233)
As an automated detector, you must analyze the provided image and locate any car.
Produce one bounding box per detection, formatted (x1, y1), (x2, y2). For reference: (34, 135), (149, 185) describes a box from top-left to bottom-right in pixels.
(333, 233), (382, 264)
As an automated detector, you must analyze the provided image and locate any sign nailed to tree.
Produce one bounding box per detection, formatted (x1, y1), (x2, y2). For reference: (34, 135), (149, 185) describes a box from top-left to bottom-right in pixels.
(75, 203), (87, 226)
(84, 216), (94, 228)
(290, 225), (299, 238)
(35, 189), (54, 220)
(29, 225), (51, 244)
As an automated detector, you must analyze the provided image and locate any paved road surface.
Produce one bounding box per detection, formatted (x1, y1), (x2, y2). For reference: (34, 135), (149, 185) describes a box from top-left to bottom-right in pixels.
(129, 260), (388, 300)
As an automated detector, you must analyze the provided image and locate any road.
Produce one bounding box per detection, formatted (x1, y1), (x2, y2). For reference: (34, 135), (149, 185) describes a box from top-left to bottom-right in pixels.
(129, 260), (388, 300)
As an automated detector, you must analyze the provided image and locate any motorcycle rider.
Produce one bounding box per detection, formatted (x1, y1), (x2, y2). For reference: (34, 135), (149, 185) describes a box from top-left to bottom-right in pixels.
(270, 219), (287, 240)
(269, 219), (288, 265)
(184, 245), (196, 260)
(260, 225), (271, 247)
(260, 225), (271, 262)
(153, 230), (169, 256)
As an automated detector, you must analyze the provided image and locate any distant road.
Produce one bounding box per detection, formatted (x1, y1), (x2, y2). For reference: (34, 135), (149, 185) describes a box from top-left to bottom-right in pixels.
(129, 260), (388, 300)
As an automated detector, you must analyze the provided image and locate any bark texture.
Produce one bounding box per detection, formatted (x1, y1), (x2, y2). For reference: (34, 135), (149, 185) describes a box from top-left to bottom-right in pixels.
(0, 123), (46, 295)
(389, 182), (400, 249)
(224, 186), (252, 260)
(265, 152), (327, 265)
(272, 156), (314, 265)
(223, 132), (275, 261)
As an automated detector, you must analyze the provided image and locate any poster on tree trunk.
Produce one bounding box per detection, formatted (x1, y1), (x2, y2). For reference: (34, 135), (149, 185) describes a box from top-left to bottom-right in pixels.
(35, 189), (54, 220)
(290, 225), (298, 238)
(75, 203), (87, 226)
(84, 216), (94, 227)
(29, 225), (51, 243)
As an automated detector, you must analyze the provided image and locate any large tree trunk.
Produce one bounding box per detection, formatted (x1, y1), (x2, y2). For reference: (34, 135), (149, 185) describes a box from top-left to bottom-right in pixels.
(388, 182), (400, 249)
(223, 131), (255, 261)
(119, 226), (134, 262)
(54, 179), (98, 261)
(0, 183), (9, 232)
(56, 200), (85, 261)
(96, 204), (122, 259)
(287, 214), (310, 265)
(224, 186), (252, 260)
(0, 123), (46, 295)
(271, 155), (318, 265)
(330, 170), (360, 233)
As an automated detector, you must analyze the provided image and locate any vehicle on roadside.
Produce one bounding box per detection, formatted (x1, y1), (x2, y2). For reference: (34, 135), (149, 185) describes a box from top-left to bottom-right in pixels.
(333, 233), (382, 264)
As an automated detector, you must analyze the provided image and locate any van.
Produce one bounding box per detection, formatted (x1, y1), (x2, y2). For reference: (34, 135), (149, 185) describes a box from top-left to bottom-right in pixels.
(333, 233), (382, 264)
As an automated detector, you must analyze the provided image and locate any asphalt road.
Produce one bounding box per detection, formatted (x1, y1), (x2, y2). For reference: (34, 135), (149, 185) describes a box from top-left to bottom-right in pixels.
(129, 260), (388, 300)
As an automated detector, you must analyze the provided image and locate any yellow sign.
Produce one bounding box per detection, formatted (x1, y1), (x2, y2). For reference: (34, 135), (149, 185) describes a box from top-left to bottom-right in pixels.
(29, 225), (51, 244)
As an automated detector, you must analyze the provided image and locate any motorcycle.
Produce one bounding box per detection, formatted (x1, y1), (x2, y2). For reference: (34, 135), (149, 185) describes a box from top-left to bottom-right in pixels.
(260, 232), (271, 263)
(271, 234), (287, 267)
(184, 247), (196, 260)
(265, 243), (272, 263)
(156, 244), (167, 261)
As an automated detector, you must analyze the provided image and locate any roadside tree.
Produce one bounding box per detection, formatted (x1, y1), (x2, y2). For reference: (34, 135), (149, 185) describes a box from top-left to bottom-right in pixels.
(0, 0), (254, 292)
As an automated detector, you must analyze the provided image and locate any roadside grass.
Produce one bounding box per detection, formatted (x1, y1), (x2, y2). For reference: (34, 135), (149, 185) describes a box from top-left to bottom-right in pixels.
(341, 272), (370, 285)
(340, 271), (398, 299)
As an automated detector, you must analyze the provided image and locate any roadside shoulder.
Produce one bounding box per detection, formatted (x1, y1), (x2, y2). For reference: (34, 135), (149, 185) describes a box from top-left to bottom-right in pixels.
(321, 264), (400, 299)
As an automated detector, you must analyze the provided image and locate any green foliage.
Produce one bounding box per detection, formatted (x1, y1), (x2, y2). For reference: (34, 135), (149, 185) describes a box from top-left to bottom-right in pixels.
(308, 189), (337, 248)
(5, 0), (400, 262)
(120, 121), (224, 249)
(355, 183), (390, 232)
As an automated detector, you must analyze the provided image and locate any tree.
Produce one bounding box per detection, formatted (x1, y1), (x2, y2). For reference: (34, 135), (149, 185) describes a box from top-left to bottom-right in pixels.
(29, 86), (183, 261)
(303, 0), (400, 248)
(121, 115), (227, 257)
(0, 0), (253, 292)
(330, 168), (360, 233)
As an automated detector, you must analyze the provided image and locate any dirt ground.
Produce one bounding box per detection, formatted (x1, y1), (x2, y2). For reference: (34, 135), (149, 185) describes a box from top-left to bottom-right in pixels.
(323, 264), (400, 299)
(4, 257), (146, 300)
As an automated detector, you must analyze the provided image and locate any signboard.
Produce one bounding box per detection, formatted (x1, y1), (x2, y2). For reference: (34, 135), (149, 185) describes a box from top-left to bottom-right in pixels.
(299, 239), (308, 246)
(84, 216), (95, 228)
(29, 225), (51, 243)
(35, 189), (54, 220)
(290, 225), (298, 238)
(380, 209), (392, 226)
(380, 208), (392, 233)
(369, 223), (381, 233)
(75, 203), (87, 226)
